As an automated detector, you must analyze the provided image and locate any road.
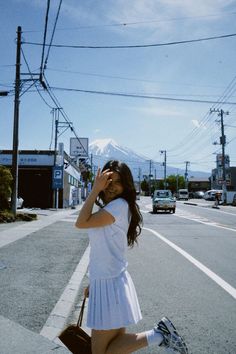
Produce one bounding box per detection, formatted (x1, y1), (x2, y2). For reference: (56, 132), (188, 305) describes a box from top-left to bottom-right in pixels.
(129, 197), (236, 354)
(0, 199), (235, 353)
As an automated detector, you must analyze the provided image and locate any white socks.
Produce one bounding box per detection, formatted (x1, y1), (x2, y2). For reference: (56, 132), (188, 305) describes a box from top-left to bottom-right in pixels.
(145, 329), (164, 346)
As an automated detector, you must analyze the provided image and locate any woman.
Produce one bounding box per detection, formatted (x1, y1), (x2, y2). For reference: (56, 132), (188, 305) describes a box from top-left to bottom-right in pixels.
(76, 160), (188, 354)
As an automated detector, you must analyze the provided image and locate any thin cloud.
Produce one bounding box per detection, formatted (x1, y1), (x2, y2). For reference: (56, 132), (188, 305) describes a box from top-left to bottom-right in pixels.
(192, 119), (207, 129)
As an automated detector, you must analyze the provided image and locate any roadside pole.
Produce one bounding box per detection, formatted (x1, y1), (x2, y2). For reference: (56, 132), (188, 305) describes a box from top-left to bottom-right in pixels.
(11, 26), (22, 215)
(211, 108), (229, 204)
(220, 109), (227, 204)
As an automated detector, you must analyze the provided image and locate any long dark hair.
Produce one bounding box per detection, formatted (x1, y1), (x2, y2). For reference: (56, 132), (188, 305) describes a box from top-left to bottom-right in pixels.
(95, 160), (143, 247)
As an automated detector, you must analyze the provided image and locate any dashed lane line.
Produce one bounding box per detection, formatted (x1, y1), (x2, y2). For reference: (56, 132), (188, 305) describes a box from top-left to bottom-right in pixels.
(144, 227), (236, 300)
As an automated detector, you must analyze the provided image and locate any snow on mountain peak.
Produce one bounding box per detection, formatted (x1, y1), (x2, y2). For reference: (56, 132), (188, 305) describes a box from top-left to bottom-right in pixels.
(89, 138), (145, 161)
(90, 138), (118, 152)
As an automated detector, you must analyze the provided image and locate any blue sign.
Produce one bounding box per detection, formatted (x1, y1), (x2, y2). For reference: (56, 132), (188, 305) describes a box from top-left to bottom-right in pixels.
(52, 166), (64, 189)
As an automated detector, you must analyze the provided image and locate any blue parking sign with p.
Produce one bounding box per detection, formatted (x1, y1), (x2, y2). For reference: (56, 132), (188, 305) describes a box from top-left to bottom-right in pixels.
(52, 166), (64, 189)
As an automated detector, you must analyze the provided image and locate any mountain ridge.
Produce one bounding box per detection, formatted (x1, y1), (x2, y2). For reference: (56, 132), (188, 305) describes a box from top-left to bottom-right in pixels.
(89, 138), (210, 180)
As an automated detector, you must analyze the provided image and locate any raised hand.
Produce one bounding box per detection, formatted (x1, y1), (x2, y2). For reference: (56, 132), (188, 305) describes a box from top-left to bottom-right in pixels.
(92, 168), (113, 194)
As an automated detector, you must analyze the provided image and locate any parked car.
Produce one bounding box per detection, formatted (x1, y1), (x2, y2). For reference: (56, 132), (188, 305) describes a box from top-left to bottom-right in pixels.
(203, 190), (222, 201)
(194, 191), (205, 199)
(8, 197), (24, 209)
(152, 189), (176, 214)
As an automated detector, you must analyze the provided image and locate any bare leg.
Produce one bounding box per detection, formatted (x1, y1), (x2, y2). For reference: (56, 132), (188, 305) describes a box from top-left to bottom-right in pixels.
(106, 331), (148, 354)
(91, 328), (125, 354)
(91, 328), (148, 354)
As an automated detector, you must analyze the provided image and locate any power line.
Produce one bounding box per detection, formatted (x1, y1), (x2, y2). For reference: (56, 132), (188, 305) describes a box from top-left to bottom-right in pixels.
(43, 0), (63, 71)
(46, 67), (228, 90)
(40, 0), (51, 79)
(42, 75), (91, 161)
(21, 48), (54, 109)
(23, 32), (236, 49)
(21, 11), (236, 32)
(49, 85), (236, 105)
(166, 76), (236, 154)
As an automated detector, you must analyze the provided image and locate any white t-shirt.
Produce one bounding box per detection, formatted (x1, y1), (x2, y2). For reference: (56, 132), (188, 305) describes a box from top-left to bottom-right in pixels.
(88, 198), (130, 280)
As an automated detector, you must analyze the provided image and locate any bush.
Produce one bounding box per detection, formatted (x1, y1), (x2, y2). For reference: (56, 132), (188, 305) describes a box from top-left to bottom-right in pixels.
(0, 210), (15, 223)
(0, 166), (13, 211)
(0, 211), (37, 223)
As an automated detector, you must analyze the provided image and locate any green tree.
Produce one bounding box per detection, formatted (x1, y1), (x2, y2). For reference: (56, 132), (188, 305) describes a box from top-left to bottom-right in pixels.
(0, 166), (13, 210)
(166, 174), (185, 193)
(141, 179), (149, 193)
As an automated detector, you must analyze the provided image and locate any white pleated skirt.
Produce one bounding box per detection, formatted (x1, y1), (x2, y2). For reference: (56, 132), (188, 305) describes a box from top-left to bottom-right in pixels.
(86, 270), (142, 330)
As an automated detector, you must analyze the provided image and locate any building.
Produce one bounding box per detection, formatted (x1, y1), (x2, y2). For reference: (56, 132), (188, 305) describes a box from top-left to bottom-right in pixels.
(188, 177), (211, 193)
(211, 166), (236, 191)
(0, 150), (82, 209)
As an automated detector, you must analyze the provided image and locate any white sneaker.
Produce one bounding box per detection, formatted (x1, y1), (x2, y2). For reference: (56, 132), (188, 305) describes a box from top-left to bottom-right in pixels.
(154, 317), (188, 354)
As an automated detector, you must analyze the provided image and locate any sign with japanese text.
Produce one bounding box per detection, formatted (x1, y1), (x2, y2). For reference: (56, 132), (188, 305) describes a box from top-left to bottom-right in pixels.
(70, 137), (89, 158)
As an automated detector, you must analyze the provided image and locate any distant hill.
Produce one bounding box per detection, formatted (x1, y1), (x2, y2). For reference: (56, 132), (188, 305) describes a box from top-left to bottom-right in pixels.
(89, 138), (210, 180)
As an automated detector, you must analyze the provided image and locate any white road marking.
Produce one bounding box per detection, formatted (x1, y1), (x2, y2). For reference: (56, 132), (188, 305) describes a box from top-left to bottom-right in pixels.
(175, 213), (236, 233)
(183, 203), (236, 217)
(40, 246), (90, 342)
(140, 205), (236, 232)
(144, 227), (236, 300)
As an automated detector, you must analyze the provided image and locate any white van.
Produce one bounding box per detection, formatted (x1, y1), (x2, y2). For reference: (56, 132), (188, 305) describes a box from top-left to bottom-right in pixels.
(177, 189), (189, 200)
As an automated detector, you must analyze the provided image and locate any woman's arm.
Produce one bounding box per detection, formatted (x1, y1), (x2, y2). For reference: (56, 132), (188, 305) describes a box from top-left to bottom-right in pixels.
(75, 168), (115, 229)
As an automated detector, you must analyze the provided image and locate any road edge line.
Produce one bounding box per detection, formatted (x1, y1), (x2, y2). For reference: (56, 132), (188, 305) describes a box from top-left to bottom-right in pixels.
(144, 227), (236, 300)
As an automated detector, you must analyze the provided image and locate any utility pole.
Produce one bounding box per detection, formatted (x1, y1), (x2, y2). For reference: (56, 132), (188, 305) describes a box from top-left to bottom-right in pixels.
(160, 150), (167, 189)
(53, 109), (59, 209)
(176, 169), (179, 193)
(149, 160), (152, 196)
(211, 108), (229, 203)
(90, 153), (93, 182)
(11, 26), (22, 215)
(54, 109), (59, 165)
(154, 168), (157, 189)
(184, 161), (190, 189)
(138, 167), (141, 195)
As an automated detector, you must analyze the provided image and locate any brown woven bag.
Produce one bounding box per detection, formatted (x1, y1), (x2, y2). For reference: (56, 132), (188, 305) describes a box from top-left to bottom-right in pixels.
(59, 297), (91, 354)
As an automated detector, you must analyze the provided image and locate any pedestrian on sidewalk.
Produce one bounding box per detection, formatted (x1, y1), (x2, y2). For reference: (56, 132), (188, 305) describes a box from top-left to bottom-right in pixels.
(213, 192), (221, 209)
(75, 160), (188, 354)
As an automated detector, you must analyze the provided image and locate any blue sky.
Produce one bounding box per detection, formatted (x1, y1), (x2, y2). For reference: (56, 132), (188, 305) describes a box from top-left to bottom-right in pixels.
(1, 0), (236, 173)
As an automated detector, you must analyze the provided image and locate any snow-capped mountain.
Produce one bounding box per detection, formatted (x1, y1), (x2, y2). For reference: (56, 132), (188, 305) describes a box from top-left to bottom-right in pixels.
(89, 138), (147, 162)
(89, 138), (210, 180)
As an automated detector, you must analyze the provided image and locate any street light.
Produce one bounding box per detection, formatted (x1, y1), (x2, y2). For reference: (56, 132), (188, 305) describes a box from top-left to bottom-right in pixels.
(0, 91), (9, 96)
(160, 150), (167, 189)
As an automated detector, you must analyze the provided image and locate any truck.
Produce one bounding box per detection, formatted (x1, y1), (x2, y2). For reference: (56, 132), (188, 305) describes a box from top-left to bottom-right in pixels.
(152, 189), (176, 214)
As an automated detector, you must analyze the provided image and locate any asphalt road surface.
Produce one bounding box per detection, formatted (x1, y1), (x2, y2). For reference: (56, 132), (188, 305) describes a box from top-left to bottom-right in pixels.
(0, 199), (235, 354)
(129, 197), (236, 354)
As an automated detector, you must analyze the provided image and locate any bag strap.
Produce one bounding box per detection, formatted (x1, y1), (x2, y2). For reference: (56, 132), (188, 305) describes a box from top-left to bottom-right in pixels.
(76, 296), (86, 327)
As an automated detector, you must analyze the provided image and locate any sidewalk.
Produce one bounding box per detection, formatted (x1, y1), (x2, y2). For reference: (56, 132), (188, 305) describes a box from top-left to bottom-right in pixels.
(0, 316), (70, 354)
(183, 198), (236, 209)
(0, 206), (84, 354)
